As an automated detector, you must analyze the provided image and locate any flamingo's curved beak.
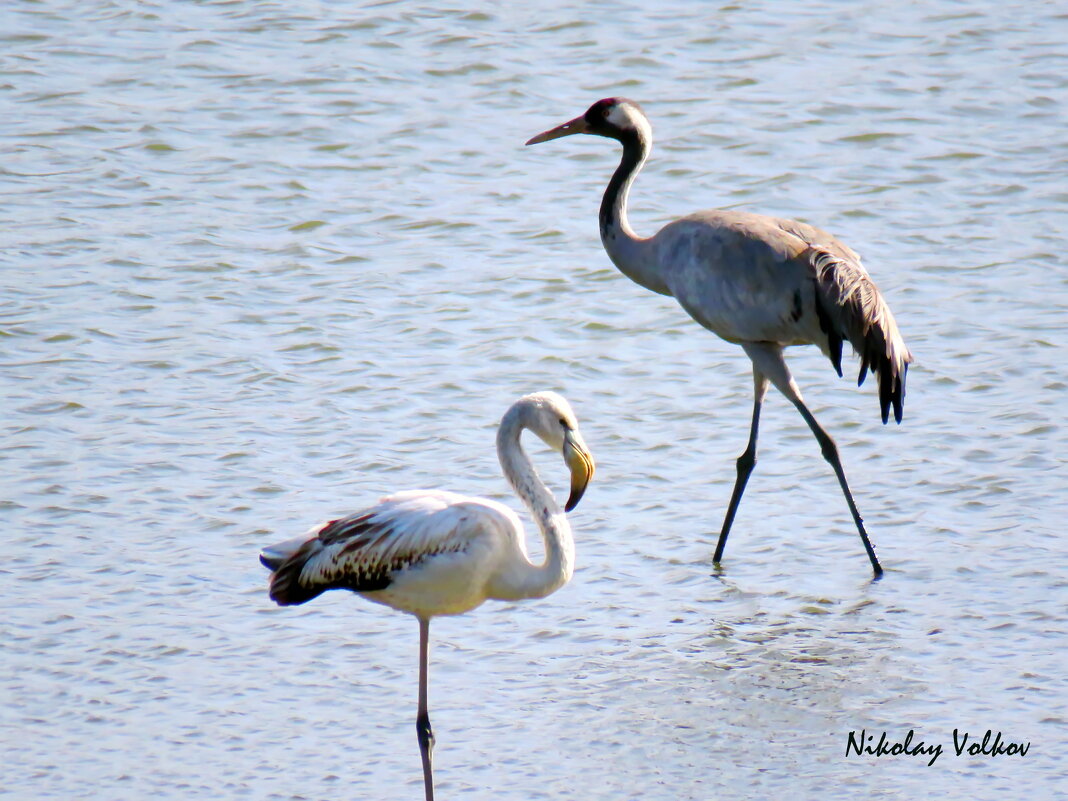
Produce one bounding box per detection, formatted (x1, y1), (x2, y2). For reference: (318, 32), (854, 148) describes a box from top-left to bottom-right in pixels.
(526, 114), (589, 146)
(562, 428), (595, 512)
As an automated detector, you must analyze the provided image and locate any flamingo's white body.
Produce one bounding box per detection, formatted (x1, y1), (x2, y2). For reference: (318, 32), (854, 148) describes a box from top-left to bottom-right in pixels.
(260, 391), (595, 801)
(527, 98), (912, 576)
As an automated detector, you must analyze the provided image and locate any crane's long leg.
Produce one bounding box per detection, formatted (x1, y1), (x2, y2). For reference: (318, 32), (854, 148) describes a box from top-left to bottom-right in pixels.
(713, 369), (769, 564)
(417, 617), (435, 801)
(739, 343), (883, 576)
(791, 400), (882, 576)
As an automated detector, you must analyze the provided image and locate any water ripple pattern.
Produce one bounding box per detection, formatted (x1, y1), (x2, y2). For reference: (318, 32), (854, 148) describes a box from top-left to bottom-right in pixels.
(1, 2), (1065, 799)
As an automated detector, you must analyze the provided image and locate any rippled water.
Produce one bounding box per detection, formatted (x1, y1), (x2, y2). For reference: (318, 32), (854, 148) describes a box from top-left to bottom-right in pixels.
(2, 2), (1065, 799)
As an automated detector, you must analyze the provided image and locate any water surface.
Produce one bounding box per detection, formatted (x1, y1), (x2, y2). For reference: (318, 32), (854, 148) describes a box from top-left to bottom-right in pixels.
(1, 2), (1065, 799)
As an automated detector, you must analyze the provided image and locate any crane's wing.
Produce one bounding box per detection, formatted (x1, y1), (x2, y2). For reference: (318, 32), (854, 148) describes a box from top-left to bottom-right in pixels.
(260, 490), (505, 606)
(804, 245), (912, 424)
(773, 215), (913, 423)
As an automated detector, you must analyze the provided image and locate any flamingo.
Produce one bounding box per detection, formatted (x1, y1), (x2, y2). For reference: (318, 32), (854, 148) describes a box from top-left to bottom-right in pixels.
(526, 97), (911, 576)
(259, 391), (595, 801)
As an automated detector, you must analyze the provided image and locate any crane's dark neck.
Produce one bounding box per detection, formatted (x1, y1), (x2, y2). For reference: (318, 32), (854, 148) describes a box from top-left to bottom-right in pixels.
(599, 130), (645, 238)
(598, 129), (670, 296)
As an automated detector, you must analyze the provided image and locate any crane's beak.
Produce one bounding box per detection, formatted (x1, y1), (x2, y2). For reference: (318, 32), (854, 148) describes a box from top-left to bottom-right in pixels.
(562, 428), (595, 512)
(526, 114), (589, 146)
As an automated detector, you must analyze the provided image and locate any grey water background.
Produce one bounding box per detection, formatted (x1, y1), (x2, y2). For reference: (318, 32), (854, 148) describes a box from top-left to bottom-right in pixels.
(2, 1), (1065, 798)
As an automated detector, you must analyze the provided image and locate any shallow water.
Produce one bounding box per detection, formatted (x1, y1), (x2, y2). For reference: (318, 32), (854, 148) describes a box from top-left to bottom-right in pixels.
(2, 1), (1065, 799)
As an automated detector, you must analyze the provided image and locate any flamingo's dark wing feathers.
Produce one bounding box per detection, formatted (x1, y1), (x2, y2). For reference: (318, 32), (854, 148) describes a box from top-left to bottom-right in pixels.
(260, 491), (481, 606)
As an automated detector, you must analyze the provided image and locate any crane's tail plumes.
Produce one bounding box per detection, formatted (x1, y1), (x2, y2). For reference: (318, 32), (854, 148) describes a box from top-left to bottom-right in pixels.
(809, 248), (913, 424)
(260, 533), (328, 606)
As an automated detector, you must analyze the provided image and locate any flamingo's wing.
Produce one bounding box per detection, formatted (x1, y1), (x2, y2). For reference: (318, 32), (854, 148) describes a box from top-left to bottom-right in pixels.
(260, 490), (500, 606)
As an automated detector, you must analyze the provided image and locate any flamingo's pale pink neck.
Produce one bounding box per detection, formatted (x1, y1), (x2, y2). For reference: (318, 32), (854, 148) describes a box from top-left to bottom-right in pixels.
(487, 407), (574, 601)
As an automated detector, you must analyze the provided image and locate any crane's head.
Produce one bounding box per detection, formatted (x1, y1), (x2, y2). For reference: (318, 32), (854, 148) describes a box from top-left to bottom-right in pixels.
(511, 391), (595, 512)
(526, 97), (652, 147)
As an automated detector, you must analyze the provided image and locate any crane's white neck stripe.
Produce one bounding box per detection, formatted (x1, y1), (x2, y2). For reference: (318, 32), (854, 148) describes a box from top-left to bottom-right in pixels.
(607, 104), (653, 145)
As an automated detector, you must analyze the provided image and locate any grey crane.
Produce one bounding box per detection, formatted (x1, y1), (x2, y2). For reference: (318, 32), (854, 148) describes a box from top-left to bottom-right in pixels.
(527, 97), (912, 576)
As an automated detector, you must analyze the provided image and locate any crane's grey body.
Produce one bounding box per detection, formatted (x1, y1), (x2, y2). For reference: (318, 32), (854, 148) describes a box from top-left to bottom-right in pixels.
(619, 211), (844, 341)
(528, 97), (912, 575)
(609, 209), (909, 390)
